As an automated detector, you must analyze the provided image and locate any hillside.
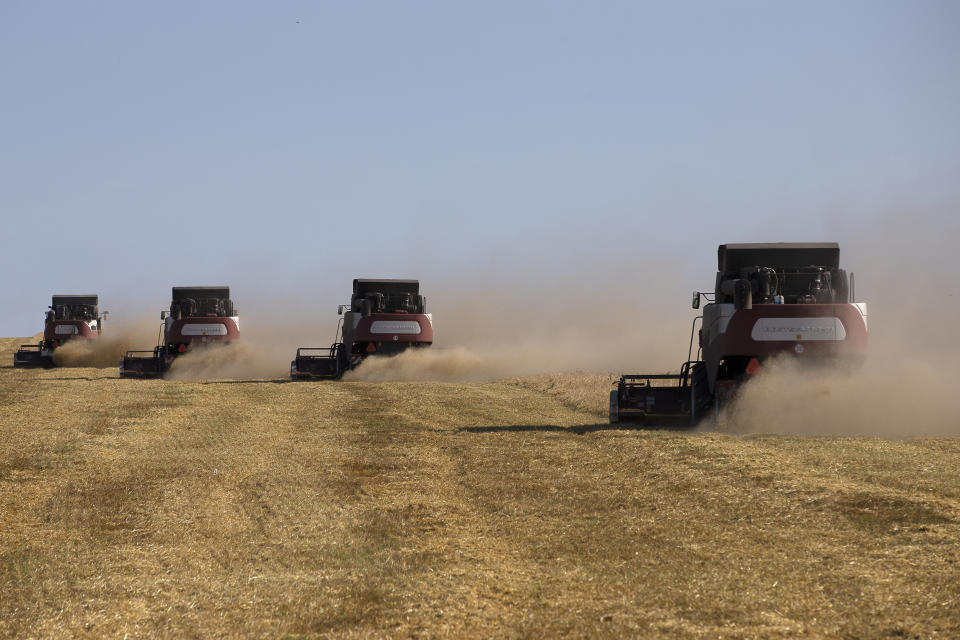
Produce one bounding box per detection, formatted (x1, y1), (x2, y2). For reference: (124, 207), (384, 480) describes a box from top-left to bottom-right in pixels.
(1, 336), (958, 638)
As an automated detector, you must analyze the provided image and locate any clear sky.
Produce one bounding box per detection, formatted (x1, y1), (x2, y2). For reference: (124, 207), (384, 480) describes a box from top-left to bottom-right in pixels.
(2, 1), (958, 336)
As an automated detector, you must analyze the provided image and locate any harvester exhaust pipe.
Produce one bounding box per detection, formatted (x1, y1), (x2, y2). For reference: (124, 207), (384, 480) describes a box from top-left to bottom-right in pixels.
(721, 278), (753, 310)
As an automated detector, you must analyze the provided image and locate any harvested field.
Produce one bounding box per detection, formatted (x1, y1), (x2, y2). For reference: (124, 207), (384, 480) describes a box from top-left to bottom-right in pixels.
(1, 336), (958, 638)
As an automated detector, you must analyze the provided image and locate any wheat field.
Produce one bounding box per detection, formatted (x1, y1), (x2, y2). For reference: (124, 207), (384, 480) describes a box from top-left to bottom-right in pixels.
(1, 336), (958, 638)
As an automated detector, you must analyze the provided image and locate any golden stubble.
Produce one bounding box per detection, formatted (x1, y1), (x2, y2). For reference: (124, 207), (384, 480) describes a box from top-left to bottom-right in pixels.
(1, 335), (959, 638)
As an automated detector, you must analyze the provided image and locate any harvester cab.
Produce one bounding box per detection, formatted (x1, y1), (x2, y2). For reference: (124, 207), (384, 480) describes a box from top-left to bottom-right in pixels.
(291, 279), (433, 380)
(14, 295), (106, 368)
(120, 286), (239, 379)
(611, 243), (868, 425)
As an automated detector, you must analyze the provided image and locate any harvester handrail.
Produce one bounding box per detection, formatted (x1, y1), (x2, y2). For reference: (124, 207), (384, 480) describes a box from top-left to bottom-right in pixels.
(678, 360), (703, 389)
(687, 315), (703, 364)
(124, 349), (159, 357)
(621, 360), (704, 391)
(620, 374), (685, 380)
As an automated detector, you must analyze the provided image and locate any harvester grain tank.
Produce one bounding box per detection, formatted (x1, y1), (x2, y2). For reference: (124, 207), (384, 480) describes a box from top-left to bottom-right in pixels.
(291, 279), (433, 380)
(120, 286), (239, 378)
(13, 295), (107, 367)
(610, 243), (868, 425)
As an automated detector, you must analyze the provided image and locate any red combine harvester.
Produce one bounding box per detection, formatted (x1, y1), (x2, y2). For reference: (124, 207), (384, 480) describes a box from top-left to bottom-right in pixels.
(14, 295), (107, 368)
(610, 243), (868, 425)
(291, 279), (433, 380)
(120, 286), (239, 379)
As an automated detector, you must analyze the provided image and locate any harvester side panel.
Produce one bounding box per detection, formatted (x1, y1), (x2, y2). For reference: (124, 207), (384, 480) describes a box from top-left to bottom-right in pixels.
(713, 304), (868, 354)
(701, 302), (868, 392)
(353, 313), (433, 345)
(44, 320), (98, 342)
(165, 317), (240, 344)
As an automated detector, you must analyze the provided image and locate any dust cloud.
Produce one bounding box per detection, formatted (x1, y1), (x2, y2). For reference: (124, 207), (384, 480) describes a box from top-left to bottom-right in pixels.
(719, 353), (956, 436)
(343, 348), (494, 383)
(718, 210), (960, 436)
(165, 341), (289, 381)
(51, 316), (158, 368)
(343, 345), (606, 383)
(346, 257), (695, 382)
(163, 313), (320, 381)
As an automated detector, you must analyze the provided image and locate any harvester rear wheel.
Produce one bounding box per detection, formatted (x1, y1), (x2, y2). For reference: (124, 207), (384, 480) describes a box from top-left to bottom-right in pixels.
(609, 390), (620, 424)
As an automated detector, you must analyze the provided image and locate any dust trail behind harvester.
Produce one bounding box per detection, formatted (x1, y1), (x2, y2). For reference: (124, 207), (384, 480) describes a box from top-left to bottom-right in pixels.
(346, 257), (694, 382)
(165, 341), (289, 381)
(342, 345), (601, 383)
(719, 353), (957, 436)
(163, 313), (315, 381)
(719, 211), (960, 436)
(51, 316), (157, 368)
(342, 348), (493, 382)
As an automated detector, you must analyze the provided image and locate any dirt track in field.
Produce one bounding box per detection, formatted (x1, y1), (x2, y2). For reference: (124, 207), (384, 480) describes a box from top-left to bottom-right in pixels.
(1, 336), (959, 638)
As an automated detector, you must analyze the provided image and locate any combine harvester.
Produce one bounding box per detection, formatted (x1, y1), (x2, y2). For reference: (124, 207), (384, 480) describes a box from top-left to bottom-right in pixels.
(14, 295), (107, 368)
(291, 279), (433, 380)
(120, 287), (239, 378)
(610, 243), (868, 425)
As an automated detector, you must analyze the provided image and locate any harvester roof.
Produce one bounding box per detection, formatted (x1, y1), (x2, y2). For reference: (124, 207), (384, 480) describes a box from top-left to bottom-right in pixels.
(353, 279), (419, 296)
(172, 287), (230, 300)
(52, 295), (98, 306)
(718, 243), (839, 273)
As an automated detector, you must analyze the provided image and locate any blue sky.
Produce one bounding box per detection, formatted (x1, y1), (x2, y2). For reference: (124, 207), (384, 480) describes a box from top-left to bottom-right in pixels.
(2, 1), (958, 336)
